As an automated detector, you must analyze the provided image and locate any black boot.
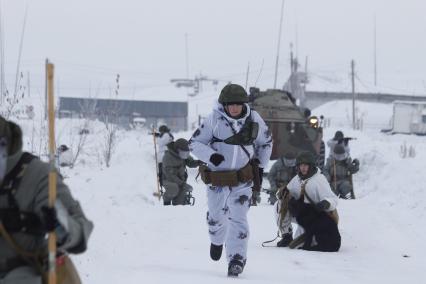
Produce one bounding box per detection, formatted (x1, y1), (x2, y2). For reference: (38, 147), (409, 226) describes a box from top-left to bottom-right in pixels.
(227, 260), (244, 277)
(163, 200), (171, 206)
(210, 243), (223, 261)
(277, 233), (293, 247)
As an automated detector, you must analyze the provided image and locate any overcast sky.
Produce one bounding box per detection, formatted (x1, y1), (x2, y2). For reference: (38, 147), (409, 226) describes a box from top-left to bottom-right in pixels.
(2, 0), (426, 99)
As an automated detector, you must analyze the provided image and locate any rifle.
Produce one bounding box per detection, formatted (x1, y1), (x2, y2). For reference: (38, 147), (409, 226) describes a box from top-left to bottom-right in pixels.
(349, 173), (356, 199)
(337, 137), (356, 146)
(151, 125), (162, 200)
(250, 159), (261, 206)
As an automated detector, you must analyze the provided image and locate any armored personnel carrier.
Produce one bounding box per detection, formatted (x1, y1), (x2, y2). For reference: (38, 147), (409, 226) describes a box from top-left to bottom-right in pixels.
(248, 87), (325, 167)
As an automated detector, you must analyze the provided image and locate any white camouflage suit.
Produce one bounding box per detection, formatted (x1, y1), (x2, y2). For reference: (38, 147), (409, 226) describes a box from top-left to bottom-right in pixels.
(157, 132), (174, 162)
(189, 102), (272, 264)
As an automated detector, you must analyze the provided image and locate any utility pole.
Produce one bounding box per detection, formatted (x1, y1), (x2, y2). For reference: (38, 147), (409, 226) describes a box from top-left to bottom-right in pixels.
(351, 60), (356, 129)
(0, 1), (5, 104)
(245, 62), (250, 90)
(185, 33), (189, 79)
(273, 0), (285, 89)
(27, 71), (30, 97)
(373, 14), (377, 86)
(45, 59), (48, 120)
(290, 43), (294, 74)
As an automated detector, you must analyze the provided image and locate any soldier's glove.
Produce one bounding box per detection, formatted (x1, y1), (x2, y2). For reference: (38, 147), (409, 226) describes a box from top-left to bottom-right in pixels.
(352, 159), (359, 166)
(316, 200), (331, 211)
(209, 153), (225, 166)
(41, 206), (59, 232)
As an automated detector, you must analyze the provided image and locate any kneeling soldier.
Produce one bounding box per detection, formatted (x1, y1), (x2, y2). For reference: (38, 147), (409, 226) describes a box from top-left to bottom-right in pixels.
(323, 144), (359, 199)
(162, 138), (200, 206)
(0, 115), (93, 283)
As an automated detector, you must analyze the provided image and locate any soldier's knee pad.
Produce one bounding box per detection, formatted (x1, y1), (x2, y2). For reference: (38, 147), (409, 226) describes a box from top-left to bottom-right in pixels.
(182, 183), (193, 192)
(162, 182), (180, 199)
(338, 181), (352, 196)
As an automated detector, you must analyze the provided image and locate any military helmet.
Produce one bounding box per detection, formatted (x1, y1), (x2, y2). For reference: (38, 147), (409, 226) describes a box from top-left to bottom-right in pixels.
(159, 125), (170, 133)
(333, 131), (344, 140)
(296, 151), (316, 166)
(333, 144), (346, 155)
(174, 138), (189, 151)
(0, 115), (23, 155)
(218, 84), (248, 104)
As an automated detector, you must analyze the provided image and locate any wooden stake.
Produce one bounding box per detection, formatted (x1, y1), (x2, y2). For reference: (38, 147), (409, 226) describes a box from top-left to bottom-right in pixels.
(47, 60), (57, 284)
(152, 125), (162, 200)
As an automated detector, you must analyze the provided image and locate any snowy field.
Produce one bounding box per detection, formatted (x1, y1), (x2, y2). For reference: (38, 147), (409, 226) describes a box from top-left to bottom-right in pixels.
(11, 99), (426, 283)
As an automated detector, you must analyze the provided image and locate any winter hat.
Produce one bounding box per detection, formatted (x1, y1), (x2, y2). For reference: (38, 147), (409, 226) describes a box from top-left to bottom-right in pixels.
(284, 151), (296, 160)
(333, 131), (344, 140)
(159, 125), (170, 133)
(218, 84), (248, 105)
(333, 144), (345, 155)
(333, 144), (348, 161)
(283, 151), (296, 167)
(174, 138), (189, 152)
(0, 115), (23, 155)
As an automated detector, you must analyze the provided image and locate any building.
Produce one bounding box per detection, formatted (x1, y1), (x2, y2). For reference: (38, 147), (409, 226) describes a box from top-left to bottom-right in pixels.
(391, 101), (426, 135)
(58, 97), (188, 131)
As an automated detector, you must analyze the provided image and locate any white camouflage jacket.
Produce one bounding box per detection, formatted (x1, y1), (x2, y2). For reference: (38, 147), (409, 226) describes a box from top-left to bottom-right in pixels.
(189, 102), (272, 171)
(158, 132), (174, 162)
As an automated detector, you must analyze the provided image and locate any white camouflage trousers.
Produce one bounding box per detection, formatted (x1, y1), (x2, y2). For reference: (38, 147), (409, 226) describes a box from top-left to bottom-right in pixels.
(206, 184), (252, 264)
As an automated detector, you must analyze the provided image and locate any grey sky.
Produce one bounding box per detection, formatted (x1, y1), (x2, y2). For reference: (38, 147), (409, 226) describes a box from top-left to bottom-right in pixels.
(2, 0), (426, 99)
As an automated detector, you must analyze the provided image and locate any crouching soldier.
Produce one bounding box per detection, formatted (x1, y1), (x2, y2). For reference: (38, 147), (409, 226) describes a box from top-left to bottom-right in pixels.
(326, 130), (350, 158)
(57, 144), (73, 167)
(286, 151), (340, 252)
(267, 152), (297, 205)
(0, 115), (93, 283)
(189, 84), (272, 277)
(162, 138), (200, 206)
(323, 144), (359, 199)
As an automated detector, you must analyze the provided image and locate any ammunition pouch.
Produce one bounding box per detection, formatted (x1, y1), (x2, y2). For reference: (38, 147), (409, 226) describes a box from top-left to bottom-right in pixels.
(223, 121), (259, 146)
(199, 163), (253, 187)
(0, 208), (45, 235)
(0, 257), (27, 272)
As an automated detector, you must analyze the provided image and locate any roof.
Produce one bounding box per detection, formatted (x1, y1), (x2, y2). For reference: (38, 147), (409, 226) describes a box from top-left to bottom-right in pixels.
(59, 97), (188, 117)
(393, 100), (426, 105)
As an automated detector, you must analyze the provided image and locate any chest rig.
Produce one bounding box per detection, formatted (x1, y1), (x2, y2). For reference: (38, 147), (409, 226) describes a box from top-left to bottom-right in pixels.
(0, 152), (45, 235)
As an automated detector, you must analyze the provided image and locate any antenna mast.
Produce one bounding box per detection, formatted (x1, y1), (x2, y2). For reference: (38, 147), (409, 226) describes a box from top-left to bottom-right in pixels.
(273, 0), (285, 89)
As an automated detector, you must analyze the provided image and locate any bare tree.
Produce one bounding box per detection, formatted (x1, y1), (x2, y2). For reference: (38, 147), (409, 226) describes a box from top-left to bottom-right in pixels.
(1, 72), (26, 119)
(100, 74), (121, 167)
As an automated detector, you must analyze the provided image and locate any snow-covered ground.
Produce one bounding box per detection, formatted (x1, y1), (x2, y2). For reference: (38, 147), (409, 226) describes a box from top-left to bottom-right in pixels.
(8, 99), (426, 283)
